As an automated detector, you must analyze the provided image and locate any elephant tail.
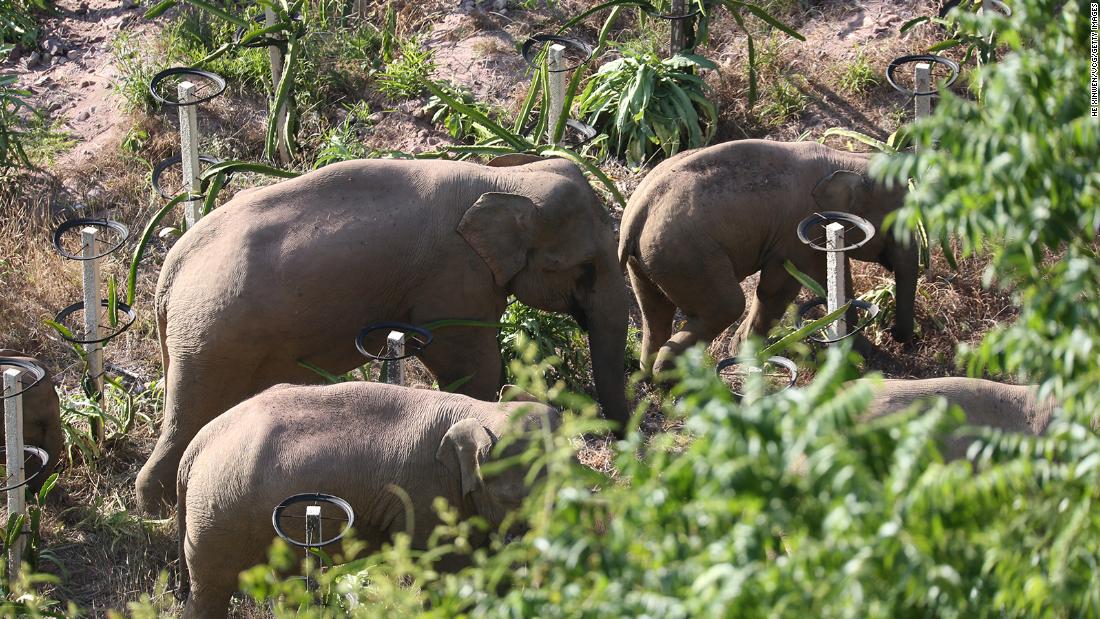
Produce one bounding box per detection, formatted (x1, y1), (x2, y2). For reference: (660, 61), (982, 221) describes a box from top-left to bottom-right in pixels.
(617, 205), (647, 270)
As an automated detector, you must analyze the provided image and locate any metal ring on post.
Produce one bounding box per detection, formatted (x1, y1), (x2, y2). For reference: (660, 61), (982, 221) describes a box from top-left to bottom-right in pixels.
(0, 359), (46, 400)
(796, 211), (876, 252)
(355, 322), (433, 361)
(521, 35), (595, 72)
(149, 68), (228, 107)
(151, 154), (231, 200)
(0, 446), (50, 492)
(51, 218), (130, 260)
(885, 54), (960, 97)
(795, 298), (881, 344)
(564, 119), (598, 146)
(272, 493), (355, 549)
(53, 300), (137, 345)
(715, 355), (798, 397)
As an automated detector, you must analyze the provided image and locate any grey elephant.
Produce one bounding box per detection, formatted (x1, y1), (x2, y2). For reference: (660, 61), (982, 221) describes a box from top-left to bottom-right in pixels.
(0, 350), (63, 491)
(137, 157), (629, 514)
(618, 139), (917, 376)
(861, 377), (1054, 460)
(176, 381), (560, 618)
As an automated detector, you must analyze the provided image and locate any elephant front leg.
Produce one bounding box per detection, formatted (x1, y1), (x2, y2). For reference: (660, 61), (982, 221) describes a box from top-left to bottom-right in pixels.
(418, 329), (502, 400)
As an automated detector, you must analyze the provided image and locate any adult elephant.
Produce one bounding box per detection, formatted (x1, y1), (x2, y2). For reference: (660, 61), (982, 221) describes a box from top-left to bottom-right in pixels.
(136, 157), (629, 514)
(618, 139), (917, 376)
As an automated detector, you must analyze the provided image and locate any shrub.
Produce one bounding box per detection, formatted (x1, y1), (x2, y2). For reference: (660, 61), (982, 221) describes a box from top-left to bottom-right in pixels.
(576, 51), (718, 166)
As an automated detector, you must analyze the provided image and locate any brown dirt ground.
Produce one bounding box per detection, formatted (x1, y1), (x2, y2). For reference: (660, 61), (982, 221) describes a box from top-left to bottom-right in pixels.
(0, 0), (1019, 613)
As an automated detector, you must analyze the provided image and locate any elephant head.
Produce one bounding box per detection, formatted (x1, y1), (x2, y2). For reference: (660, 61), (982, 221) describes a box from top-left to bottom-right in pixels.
(0, 351), (63, 491)
(811, 168), (917, 343)
(457, 166), (630, 431)
(436, 406), (562, 527)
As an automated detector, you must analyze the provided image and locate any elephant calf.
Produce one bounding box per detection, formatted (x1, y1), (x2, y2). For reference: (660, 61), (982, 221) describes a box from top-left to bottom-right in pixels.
(177, 381), (560, 618)
(619, 139), (918, 376)
(861, 377), (1055, 460)
(0, 350), (63, 491)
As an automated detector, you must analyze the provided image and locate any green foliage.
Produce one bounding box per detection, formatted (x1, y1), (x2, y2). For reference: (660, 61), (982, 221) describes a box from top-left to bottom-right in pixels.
(312, 102), (370, 169)
(241, 338), (1100, 617)
(838, 49), (879, 94)
(0, 45), (34, 169)
(110, 31), (160, 112)
(500, 301), (591, 393)
(0, 0), (49, 48)
(377, 37), (435, 100)
(422, 85), (497, 143)
(58, 377), (162, 461)
(876, 0), (1098, 423)
(576, 52), (718, 166)
(757, 75), (806, 127)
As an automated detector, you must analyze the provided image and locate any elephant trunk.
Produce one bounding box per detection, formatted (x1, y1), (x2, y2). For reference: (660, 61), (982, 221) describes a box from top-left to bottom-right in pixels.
(887, 234), (918, 343)
(579, 266), (631, 436)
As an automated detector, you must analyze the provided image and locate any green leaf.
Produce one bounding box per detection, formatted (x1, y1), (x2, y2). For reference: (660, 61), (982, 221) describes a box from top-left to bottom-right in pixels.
(296, 360), (347, 384)
(423, 82), (533, 151)
(127, 193), (191, 306)
(180, 0), (249, 27)
(143, 0), (177, 18)
(783, 260), (827, 297)
(726, 0), (805, 40)
(761, 301), (850, 357)
(821, 127), (891, 153)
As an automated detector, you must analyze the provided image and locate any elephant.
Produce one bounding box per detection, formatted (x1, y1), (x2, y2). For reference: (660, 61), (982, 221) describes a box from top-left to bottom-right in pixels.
(136, 157), (629, 514)
(176, 381), (560, 618)
(0, 350), (63, 491)
(618, 139), (917, 376)
(861, 377), (1055, 460)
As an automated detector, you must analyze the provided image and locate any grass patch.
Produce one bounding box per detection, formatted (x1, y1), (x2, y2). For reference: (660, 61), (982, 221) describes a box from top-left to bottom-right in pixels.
(838, 50), (879, 95)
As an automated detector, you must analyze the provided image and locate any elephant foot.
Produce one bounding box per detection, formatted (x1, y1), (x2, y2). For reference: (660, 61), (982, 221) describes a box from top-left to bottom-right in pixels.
(135, 463), (178, 516)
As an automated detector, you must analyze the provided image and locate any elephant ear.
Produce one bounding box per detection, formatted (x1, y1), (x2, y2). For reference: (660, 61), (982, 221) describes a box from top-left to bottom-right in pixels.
(812, 170), (866, 212)
(436, 418), (497, 498)
(457, 192), (538, 288)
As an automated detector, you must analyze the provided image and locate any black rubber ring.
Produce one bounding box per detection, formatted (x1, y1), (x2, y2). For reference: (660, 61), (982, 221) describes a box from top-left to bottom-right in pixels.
(715, 355), (798, 397)
(149, 67), (227, 107)
(151, 154), (232, 200)
(0, 358), (46, 400)
(885, 54), (960, 97)
(53, 300), (138, 345)
(521, 35), (595, 72)
(272, 493), (355, 549)
(52, 218), (130, 261)
(0, 446), (50, 492)
(795, 298), (881, 344)
(355, 322), (433, 361)
(796, 211), (876, 252)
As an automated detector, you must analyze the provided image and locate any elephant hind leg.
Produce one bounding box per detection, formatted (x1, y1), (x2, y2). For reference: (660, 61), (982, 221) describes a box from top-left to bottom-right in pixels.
(731, 260), (812, 354)
(136, 357), (258, 515)
(628, 262), (676, 375)
(649, 253), (746, 378)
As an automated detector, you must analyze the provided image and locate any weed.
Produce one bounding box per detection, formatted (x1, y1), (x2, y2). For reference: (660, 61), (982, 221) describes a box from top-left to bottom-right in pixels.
(838, 51), (879, 95)
(757, 76), (807, 127)
(111, 32), (160, 113)
(58, 378), (161, 462)
(377, 37), (435, 100)
(0, 45), (33, 169)
(500, 301), (590, 394)
(312, 102), (370, 168)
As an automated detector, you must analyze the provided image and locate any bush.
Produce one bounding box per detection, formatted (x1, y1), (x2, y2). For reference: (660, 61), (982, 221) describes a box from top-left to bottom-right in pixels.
(576, 52), (717, 166)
